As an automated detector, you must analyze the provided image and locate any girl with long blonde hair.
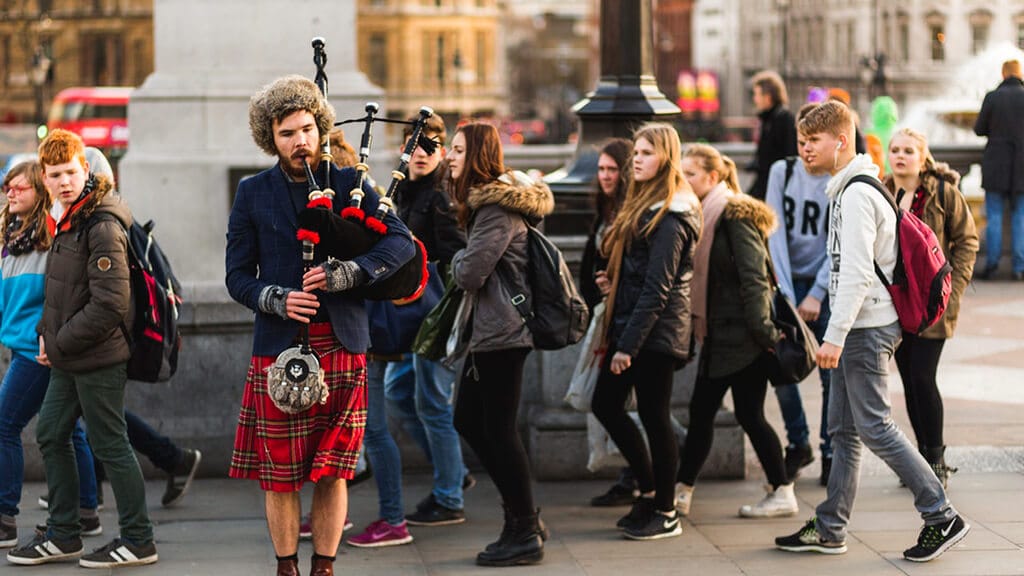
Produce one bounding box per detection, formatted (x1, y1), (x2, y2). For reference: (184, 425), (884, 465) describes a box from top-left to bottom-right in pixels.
(591, 123), (701, 540)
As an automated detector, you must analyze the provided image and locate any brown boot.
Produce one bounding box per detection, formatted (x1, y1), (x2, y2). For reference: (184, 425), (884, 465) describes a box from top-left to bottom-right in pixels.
(276, 555), (299, 576)
(310, 553), (334, 576)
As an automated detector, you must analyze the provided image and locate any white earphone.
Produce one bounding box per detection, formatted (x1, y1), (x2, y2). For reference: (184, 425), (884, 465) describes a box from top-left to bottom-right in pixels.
(835, 141), (842, 150)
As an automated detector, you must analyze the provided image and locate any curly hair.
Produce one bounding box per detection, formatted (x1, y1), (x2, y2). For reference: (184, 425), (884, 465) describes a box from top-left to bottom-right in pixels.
(248, 75), (335, 156)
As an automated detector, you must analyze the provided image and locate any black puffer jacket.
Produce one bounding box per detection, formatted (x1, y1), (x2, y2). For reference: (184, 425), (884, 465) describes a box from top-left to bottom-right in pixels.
(38, 175), (133, 373)
(393, 165), (466, 276)
(609, 193), (701, 363)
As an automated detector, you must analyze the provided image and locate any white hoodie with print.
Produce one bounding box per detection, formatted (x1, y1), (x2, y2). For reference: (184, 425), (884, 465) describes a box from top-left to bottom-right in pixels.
(823, 154), (899, 347)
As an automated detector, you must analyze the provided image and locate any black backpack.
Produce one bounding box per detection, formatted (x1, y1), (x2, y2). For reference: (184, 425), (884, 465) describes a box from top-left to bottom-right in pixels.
(498, 220), (590, 350)
(90, 215), (182, 382)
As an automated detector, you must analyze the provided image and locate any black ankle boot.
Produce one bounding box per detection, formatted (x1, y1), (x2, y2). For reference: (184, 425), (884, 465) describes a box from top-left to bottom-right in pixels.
(923, 446), (957, 489)
(476, 512), (544, 567)
(484, 504), (514, 553)
(485, 506), (548, 554)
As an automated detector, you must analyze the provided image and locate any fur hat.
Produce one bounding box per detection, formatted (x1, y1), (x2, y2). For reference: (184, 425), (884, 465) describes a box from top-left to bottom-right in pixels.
(248, 75), (336, 157)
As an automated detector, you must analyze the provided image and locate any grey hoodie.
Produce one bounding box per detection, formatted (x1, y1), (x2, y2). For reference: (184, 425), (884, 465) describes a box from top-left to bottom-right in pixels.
(823, 154), (899, 346)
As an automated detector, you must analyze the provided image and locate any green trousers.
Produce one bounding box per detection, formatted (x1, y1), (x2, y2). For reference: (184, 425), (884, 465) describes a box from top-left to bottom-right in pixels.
(36, 362), (153, 544)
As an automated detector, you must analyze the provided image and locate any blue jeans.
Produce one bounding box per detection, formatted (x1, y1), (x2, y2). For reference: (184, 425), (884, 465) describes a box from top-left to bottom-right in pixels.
(0, 353), (97, 516)
(984, 191), (1024, 273)
(772, 279), (833, 457)
(384, 355), (466, 510)
(815, 322), (955, 542)
(362, 359), (405, 525)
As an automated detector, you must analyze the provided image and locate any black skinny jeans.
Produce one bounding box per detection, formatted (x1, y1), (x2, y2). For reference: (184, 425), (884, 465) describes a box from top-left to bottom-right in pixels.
(591, 350), (678, 512)
(894, 332), (946, 450)
(678, 352), (788, 487)
(453, 347), (535, 518)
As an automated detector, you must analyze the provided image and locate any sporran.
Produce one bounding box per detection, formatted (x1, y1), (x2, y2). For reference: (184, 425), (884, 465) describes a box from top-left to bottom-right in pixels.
(266, 345), (329, 414)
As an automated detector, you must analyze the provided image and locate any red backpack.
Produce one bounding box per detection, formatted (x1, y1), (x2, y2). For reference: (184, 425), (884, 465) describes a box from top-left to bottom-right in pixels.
(845, 175), (952, 334)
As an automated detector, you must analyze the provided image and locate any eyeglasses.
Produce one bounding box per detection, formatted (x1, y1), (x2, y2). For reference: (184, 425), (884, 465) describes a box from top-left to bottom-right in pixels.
(4, 184), (34, 195)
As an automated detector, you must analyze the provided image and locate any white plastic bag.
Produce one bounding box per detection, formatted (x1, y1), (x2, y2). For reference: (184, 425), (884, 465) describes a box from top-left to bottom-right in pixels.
(564, 302), (606, 412)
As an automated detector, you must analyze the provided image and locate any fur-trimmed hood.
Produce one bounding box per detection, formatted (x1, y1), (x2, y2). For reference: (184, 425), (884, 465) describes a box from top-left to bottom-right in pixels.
(466, 171), (555, 220)
(61, 174), (130, 232)
(882, 166), (960, 195)
(722, 192), (777, 238)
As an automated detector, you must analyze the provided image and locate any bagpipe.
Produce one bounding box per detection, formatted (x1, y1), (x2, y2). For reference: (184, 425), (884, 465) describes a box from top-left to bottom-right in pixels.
(296, 37), (436, 303)
(267, 38), (439, 415)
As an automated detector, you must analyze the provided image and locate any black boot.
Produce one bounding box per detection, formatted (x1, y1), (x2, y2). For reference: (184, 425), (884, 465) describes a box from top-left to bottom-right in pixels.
(923, 446), (957, 489)
(476, 511), (544, 567)
(485, 505), (548, 553)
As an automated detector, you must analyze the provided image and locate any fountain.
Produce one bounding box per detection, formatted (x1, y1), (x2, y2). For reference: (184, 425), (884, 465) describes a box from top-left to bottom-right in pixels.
(901, 42), (1024, 145)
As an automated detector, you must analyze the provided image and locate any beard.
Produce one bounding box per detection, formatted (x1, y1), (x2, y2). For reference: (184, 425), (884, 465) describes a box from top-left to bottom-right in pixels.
(280, 154), (318, 180)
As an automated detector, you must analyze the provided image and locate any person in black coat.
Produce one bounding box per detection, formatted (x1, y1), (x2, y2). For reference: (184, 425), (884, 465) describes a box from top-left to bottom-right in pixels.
(592, 123), (700, 541)
(580, 138), (632, 313)
(579, 138), (637, 508)
(974, 59), (1024, 280)
(748, 70), (797, 200)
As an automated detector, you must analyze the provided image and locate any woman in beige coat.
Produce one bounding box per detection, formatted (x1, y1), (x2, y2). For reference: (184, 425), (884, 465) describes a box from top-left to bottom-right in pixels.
(884, 128), (979, 487)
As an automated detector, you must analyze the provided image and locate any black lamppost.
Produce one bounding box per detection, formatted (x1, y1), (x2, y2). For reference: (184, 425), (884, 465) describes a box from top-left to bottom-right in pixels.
(30, 46), (52, 125)
(776, 0), (790, 79)
(29, 13), (54, 126)
(545, 0), (680, 234)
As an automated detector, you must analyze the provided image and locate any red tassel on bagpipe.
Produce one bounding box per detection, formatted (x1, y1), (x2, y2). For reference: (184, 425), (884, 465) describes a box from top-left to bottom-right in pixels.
(296, 228), (321, 244)
(341, 206), (366, 222)
(306, 197), (333, 210)
(364, 216), (388, 235)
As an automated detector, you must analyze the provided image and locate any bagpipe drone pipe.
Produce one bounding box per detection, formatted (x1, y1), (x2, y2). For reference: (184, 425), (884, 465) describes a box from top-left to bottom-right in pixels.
(295, 37), (434, 302)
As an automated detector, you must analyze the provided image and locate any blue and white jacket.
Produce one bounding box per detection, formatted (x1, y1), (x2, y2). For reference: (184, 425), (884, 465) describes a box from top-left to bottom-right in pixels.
(0, 242), (47, 359)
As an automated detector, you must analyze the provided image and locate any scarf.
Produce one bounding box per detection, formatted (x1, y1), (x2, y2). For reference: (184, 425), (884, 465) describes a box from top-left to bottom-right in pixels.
(56, 173), (97, 233)
(2, 215), (39, 256)
(691, 182), (733, 343)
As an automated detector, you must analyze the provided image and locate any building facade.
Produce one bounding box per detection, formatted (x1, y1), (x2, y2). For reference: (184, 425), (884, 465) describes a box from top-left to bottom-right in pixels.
(0, 0), (153, 123)
(732, 0), (1024, 118)
(356, 0), (507, 122)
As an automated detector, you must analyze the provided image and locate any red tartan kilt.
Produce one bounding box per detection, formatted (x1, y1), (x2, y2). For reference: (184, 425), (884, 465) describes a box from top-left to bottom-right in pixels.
(229, 323), (367, 492)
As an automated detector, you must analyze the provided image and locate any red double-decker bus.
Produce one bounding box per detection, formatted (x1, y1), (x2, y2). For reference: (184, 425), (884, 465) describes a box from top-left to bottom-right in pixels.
(46, 87), (132, 156)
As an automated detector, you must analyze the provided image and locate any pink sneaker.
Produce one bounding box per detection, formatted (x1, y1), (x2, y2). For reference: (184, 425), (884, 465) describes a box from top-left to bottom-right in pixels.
(346, 519), (413, 548)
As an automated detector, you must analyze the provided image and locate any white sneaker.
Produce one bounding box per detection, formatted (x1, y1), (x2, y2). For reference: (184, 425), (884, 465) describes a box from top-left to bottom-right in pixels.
(674, 482), (694, 516)
(739, 483), (798, 518)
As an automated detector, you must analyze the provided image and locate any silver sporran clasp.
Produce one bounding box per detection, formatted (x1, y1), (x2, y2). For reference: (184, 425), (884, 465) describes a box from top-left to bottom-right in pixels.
(266, 346), (329, 414)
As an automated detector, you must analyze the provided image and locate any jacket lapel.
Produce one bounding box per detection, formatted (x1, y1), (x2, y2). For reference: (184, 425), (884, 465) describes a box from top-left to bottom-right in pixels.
(273, 166), (299, 230)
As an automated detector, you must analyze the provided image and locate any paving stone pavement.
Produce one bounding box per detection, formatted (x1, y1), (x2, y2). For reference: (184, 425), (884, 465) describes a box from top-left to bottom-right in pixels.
(4, 281), (1022, 575)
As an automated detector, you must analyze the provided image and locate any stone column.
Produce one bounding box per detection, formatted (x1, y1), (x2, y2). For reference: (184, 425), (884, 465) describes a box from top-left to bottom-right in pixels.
(544, 0), (682, 236)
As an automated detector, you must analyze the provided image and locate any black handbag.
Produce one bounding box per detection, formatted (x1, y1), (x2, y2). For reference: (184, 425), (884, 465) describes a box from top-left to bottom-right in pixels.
(764, 254), (819, 387)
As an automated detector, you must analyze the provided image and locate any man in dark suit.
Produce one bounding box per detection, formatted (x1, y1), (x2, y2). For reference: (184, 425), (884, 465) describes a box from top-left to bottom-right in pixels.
(225, 75), (414, 576)
(974, 59), (1024, 281)
(747, 70), (797, 201)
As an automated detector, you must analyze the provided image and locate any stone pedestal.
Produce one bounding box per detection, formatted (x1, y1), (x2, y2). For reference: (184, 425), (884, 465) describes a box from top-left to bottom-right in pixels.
(119, 0), (383, 288)
(521, 238), (745, 481)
